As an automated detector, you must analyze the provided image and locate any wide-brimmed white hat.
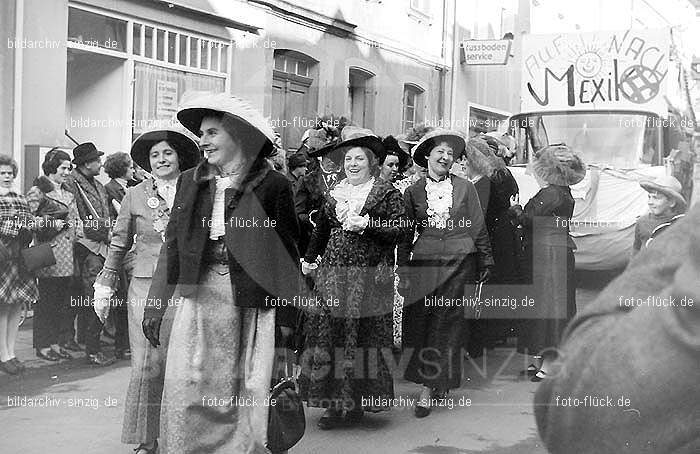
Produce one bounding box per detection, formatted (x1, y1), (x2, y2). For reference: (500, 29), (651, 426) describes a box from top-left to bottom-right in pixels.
(177, 93), (276, 146)
(640, 175), (687, 212)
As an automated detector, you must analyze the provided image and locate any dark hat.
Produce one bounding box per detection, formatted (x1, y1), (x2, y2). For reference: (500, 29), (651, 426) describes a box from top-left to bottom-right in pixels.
(130, 129), (201, 172)
(72, 142), (104, 166)
(307, 138), (343, 164)
(287, 152), (310, 170)
(531, 144), (586, 186)
(333, 126), (385, 159)
(639, 175), (687, 212)
(381, 135), (409, 171)
(411, 129), (466, 168)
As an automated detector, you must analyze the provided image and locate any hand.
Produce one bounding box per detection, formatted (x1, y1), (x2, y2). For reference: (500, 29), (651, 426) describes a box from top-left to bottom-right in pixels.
(301, 259), (318, 276)
(142, 317), (163, 348)
(478, 267), (493, 283)
(93, 298), (110, 323)
(510, 194), (520, 207)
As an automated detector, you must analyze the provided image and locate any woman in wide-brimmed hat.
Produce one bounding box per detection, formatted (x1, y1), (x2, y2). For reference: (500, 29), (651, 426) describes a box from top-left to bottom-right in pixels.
(379, 135), (410, 184)
(509, 143), (585, 382)
(634, 175), (687, 253)
(397, 129), (494, 418)
(92, 128), (200, 454)
(140, 94), (301, 453)
(299, 126), (407, 429)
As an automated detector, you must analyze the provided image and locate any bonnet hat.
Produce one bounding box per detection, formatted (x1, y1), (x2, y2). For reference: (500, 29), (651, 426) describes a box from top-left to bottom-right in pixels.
(531, 144), (586, 186)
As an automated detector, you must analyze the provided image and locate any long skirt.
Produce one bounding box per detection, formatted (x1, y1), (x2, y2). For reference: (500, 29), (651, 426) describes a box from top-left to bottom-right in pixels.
(160, 265), (276, 454)
(121, 277), (174, 444)
(403, 254), (477, 392)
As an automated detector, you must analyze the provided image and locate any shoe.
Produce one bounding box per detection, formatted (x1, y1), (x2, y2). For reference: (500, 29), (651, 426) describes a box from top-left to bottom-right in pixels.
(531, 370), (547, 382)
(520, 364), (538, 377)
(61, 340), (82, 352)
(345, 408), (364, 424)
(52, 347), (73, 360)
(134, 440), (158, 454)
(0, 359), (21, 375)
(87, 352), (117, 366)
(36, 348), (61, 361)
(9, 357), (25, 371)
(414, 405), (431, 418)
(317, 410), (342, 430)
(115, 349), (132, 360)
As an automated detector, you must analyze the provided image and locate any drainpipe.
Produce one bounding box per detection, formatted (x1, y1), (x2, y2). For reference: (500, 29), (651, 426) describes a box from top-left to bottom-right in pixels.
(13, 0), (24, 186)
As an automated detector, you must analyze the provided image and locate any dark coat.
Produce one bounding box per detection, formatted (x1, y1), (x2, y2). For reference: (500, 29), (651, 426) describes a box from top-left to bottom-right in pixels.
(145, 158), (301, 327)
(534, 203), (700, 454)
(64, 168), (111, 250)
(105, 179), (127, 219)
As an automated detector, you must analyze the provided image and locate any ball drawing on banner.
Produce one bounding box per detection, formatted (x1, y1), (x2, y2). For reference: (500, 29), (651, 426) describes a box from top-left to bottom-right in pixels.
(619, 65), (664, 104)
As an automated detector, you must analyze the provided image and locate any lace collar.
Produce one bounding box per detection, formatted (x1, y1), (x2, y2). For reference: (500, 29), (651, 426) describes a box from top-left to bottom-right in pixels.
(425, 177), (453, 228)
(330, 177), (375, 223)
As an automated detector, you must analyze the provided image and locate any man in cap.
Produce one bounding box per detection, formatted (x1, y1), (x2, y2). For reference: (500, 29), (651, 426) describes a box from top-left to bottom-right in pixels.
(64, 142), (116, 366)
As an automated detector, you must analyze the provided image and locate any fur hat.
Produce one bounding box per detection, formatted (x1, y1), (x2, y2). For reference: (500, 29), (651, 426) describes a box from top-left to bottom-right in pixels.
(411, 129), (466, 168)
(531, 144), (586, 186)
(640, 175), (687, 212)
(465, 138), (503, 177)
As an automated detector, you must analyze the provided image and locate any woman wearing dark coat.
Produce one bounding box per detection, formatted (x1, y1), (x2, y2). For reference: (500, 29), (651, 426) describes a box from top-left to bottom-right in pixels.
(299, 126), (406, 429)
(509, 144), (585, 382)
(141, 94), (300, 453)
(397, 129), (494, 418)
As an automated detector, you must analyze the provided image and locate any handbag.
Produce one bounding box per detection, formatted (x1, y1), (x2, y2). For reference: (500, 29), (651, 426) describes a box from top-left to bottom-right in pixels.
(266, 351), (305, 453)
(20, 242), (56, 271)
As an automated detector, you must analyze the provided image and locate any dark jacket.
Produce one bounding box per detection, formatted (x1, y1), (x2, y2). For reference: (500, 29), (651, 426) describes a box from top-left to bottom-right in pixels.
(397, 175), (494, 273)
(105, 179), (127, 219)
(145, 158), (301, 327)
(534, 203), (700, 453)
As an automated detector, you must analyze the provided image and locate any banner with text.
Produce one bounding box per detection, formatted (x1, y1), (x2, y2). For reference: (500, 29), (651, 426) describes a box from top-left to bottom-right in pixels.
(521, 29), (669, 114)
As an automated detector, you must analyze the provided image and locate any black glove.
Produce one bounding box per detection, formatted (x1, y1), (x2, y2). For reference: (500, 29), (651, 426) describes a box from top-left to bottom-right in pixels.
(142, 316), (163, 348)
(478, 266), (493, 283)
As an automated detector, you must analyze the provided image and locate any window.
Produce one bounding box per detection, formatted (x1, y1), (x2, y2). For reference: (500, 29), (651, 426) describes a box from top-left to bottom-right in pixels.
(68, 7), (127, 51)
(273, 54), (311, 77)
(349, 68), (375, 128)
(402, 84), (424, 132)
(408, 0), (432, 23)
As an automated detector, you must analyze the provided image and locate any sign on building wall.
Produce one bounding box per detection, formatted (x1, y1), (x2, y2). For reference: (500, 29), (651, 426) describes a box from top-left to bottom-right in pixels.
(156, 80), (179, 118)
(521, 29), (669, 114)
(462, 39), (512, 65)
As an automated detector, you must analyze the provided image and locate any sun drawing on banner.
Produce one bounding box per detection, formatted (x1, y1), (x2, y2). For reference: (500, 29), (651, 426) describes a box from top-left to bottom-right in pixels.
(565, 35), (606, 79)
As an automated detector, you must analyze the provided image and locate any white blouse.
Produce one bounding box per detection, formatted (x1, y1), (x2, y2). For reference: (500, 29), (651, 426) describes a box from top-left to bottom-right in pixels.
(425, 177), (453, 228)
(329, 177), (374, 225)
(209, 176), (234, 240)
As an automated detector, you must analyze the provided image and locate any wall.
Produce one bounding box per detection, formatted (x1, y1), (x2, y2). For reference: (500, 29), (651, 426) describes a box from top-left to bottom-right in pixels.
(0, 0), (16, 159)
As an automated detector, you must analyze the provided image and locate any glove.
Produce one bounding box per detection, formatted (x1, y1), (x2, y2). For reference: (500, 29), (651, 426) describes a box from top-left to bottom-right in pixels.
(301, 259), (318, 276)
(478, 266), (493, 283)
(93, 298), (110, 324)
(142, 317), (163, 348)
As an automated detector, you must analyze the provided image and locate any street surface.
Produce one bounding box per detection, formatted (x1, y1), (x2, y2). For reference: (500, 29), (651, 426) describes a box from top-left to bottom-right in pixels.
(0, 271), (615, 454)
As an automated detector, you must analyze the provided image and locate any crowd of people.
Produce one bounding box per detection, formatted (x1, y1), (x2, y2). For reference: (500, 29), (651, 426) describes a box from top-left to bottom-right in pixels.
(0, 92), (694, 453)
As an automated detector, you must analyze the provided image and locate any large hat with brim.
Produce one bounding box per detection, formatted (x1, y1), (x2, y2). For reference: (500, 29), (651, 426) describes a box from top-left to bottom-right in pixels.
(640, 175), (687, 211)
(531, 144), (586, 186)
(307, 137), (343, 165)
(411, 129), (466, 168)
(177, 93), (276, 153)
(333, 126), (385, 161)
(131, 129), (201, 172)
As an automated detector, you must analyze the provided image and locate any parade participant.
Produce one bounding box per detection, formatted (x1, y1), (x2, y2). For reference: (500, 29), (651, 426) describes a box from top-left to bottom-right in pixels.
(509, 144), (585, 382)
(0, 156), (43, 374)
(467, 137), (521, 353)
(286, 152), (310, 194)
(295, 136), (344, 255)
(141, 94), (300, 453)
(102, 151), (135, 360)
(299, 126), (405, 429)
(633, 175), (687, 254)
(93, 129), (200, 454)
(64, 142), (116, 366)
(534, 202), (700, 454)
(26, 149), (80, 362)
(378, 135), (409, 184)
(397, 129), (494, 418)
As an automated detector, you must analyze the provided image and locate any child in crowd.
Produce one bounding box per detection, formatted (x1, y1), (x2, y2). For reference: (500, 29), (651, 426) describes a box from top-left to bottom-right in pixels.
(633, 175), (687, 253)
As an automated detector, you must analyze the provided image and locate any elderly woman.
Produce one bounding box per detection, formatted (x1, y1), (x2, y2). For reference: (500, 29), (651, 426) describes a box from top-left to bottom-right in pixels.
(0, 156), (42, 374)
(141, 94), (300, 453)
(93, 129), (200, 454)
(509, 144), (585, 382)
(397, 129), (494, 418)
(26, 149), (80, 362)
(299, 127), (406, 429)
